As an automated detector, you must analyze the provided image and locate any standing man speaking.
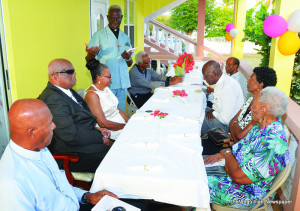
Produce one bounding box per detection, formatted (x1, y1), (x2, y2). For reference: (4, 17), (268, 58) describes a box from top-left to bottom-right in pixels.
(86, 5), (133, 112)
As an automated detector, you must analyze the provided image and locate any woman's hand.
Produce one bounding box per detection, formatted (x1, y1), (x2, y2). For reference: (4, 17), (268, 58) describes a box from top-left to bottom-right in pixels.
(96, 127), (111, 139)
(101, 128), (111, 139)
(204, 153), (223, 165)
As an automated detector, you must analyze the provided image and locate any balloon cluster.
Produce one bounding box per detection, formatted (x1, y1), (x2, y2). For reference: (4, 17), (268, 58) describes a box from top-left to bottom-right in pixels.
(263, 9), (300, 56)
(225, 23), (238, 41)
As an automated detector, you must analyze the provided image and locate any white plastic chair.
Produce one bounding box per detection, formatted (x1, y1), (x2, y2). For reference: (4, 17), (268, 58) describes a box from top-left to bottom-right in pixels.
(76, 88), (85, 98)
(126, 90), (138, 116)
(212, 163), (292, 211)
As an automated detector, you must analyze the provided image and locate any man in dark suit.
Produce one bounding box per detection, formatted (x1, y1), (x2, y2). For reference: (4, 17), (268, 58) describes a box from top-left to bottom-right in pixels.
(39, 59), (113, 173)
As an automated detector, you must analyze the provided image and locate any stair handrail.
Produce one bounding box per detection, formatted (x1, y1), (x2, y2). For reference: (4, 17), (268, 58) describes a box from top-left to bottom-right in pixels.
(148, 19), (223, 58)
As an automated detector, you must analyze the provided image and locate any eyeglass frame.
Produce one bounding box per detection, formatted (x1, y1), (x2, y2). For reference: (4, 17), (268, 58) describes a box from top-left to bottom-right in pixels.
(107, 15), (123, 22)
(55, 69), (75, 75)
(100, 75), (112, 79)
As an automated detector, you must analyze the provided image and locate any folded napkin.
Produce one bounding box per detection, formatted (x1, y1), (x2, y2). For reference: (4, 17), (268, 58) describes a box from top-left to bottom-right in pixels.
(188, 75), (201, 78)
(126, 165), (164, 173)
(152, 98), (169, 102)
(168, 133), (199, 139)
(194, 89), (203, 93)
(175, 116), (198, 123)
(130, 142), (158, 149)
(131, 115), (154, 120)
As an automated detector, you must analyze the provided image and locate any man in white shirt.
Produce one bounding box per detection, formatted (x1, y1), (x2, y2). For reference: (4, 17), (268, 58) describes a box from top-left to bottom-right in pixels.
(0, 99), (118, 210)
(225, 57), (249, 101)
(201, 60), (244, 134)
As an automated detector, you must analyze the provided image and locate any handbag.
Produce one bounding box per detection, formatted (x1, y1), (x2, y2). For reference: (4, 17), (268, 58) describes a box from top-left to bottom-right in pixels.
(207, 127), (232, 148)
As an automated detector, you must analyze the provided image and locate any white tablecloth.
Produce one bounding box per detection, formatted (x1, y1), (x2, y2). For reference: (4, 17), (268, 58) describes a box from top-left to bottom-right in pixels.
(90, 69), (210, 209)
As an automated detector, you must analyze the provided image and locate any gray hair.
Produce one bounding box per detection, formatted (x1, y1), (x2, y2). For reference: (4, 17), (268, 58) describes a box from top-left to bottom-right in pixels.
(108, 5), (122, 14)
(135, 51), (148, 64)
(259, 87), (288, 118)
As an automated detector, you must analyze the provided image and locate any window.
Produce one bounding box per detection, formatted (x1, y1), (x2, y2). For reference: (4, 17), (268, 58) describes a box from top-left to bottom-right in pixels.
(97, 14), (104, 31)
(124, 0), (134, 47)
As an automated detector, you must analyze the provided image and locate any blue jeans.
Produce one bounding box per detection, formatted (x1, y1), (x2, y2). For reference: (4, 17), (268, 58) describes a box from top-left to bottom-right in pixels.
(111, 88), (127, 112)
(201, 107), (229, 134)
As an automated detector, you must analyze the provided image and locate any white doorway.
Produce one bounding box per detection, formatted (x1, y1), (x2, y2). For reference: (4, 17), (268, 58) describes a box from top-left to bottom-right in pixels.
(90, 0), (109, 37)
(0, 1), (11, 157)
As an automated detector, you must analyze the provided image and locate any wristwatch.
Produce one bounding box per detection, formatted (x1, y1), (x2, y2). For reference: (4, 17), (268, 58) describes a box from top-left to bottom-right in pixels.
(81, 192), (88, 203)
(224, 150), (232, 156)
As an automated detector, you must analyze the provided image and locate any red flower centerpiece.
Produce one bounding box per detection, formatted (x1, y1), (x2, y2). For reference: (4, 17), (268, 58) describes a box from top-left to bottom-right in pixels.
(173, 52), (195, 76)
(151, 110), (168, 119)
(173, 89), (188, 97)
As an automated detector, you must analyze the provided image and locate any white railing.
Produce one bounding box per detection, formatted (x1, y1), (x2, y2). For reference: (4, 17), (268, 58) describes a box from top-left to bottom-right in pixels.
(144, 20), (224, 58)
(144, 20), (196, 56)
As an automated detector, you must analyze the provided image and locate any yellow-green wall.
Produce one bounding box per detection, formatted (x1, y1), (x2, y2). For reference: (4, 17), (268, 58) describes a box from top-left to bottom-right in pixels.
(3, 0), (92, 101)
(135, 0), (175, 56)
(2, 0), (176, 101)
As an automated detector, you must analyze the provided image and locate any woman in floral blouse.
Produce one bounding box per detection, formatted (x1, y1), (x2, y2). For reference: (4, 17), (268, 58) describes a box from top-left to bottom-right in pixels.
(204, 87), (290, 209)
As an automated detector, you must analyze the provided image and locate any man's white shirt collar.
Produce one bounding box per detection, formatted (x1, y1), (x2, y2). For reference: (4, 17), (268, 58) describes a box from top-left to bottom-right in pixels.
(54, 85), (73, 98)
(54, 85), (78, 103)
(9, 140), (43, 160)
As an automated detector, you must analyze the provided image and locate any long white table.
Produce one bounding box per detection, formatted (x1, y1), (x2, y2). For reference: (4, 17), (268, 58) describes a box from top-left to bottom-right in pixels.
(90, 68), (210, 209)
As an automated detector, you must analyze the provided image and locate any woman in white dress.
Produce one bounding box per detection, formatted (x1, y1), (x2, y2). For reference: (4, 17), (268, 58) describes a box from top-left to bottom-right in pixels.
(85, 59), (129, 140)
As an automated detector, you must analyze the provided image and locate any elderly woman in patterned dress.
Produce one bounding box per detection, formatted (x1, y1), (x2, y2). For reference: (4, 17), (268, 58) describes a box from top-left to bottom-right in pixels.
(204, 87), (290, 209)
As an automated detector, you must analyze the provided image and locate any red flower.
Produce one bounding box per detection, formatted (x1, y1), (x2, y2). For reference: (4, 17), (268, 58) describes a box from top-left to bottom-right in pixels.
(151, 110), (168, 119)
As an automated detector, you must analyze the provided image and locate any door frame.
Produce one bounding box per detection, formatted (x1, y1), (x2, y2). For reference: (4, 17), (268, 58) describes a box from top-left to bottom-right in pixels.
(89, 0), (109, 38)
(0, 0), (11, 157)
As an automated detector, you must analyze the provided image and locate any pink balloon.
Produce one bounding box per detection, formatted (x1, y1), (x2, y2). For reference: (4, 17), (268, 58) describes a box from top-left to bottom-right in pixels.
(263, 15), (287, 37)
(226, 23), (234, 32)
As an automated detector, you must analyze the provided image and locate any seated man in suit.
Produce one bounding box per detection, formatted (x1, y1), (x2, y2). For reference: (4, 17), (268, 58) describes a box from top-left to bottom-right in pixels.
(201, 60), (244, 134)
(128, 51), (182, 108)
(39, 59), (113, 173)
(0, 99), (118, 210)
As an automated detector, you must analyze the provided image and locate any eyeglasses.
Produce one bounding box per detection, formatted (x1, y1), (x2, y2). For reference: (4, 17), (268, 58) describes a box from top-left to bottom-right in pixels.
(101, 75), (111, 79)
(56, 69), (75, 75)
(108, 16), (123, 22)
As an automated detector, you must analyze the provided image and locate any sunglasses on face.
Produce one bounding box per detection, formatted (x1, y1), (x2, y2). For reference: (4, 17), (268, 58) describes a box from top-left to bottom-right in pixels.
(56, 69), (75, 75)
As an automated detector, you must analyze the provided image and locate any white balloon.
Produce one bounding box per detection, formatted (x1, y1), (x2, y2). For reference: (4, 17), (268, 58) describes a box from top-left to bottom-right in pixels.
(229, 28), (238, 37)
(288, 9), (300, 33)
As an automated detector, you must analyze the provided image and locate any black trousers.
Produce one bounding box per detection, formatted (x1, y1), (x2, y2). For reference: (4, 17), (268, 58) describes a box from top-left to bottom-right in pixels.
(56, 146), (111, 173)
(129, 92), (153, 108)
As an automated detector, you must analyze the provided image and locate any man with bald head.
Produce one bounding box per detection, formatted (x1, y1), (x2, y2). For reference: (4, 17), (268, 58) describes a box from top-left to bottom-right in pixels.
(201, 60), (244, 135)
(39, 59), (112, 173)
(0, 99), (118, 210)
(225, 57), (249, 100)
